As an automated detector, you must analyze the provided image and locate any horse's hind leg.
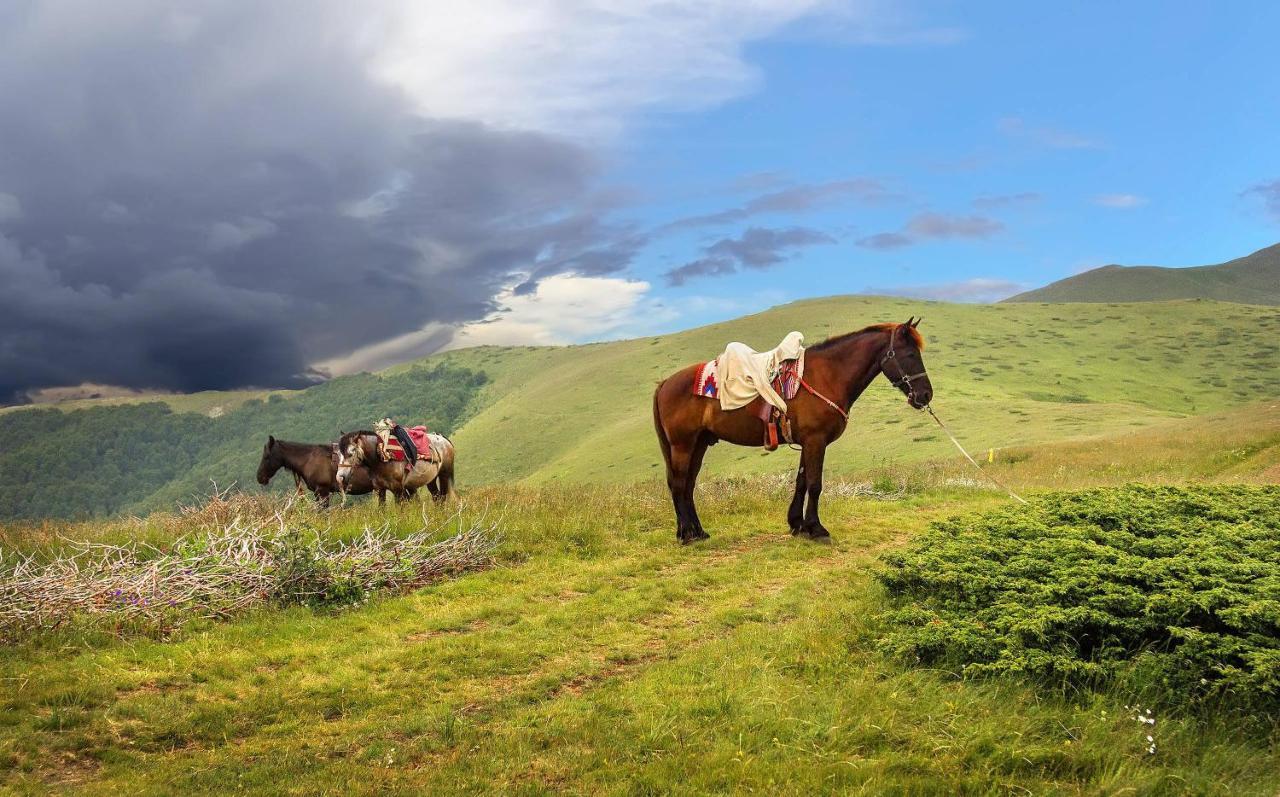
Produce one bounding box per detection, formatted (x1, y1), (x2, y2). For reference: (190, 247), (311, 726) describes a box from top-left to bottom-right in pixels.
(666, 439), (706, 545)
(685, 435), (712, 538)
(435, 462), (457, 502)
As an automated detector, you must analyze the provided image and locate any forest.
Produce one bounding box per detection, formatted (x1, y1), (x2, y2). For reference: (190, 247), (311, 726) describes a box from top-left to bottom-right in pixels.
(0, 364), (487, 520)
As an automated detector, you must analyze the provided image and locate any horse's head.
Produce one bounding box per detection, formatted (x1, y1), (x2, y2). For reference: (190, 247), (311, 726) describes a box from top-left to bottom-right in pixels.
(257, 435), (282, 485)
(335, 431), (370, 489)
(880, 317), (932, 409)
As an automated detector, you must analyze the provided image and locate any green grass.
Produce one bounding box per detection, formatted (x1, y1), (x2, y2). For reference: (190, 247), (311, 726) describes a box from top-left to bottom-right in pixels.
(3, 411), (1280, 795)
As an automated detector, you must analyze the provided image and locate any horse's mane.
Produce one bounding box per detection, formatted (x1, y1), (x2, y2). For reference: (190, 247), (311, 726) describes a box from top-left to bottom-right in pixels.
(809, 322), (924, 353)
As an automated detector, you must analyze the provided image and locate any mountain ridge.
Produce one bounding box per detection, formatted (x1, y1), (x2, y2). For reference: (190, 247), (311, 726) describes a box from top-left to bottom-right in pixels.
(1004, 242), (1280, 304)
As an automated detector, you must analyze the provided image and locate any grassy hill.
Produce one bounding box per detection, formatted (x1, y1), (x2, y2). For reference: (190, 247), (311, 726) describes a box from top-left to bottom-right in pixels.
(1005, 242), (1280, 304)
(3, 409), (1280, 794)
(427, 295), (1280, 486)
(2, 295), (1279, 520)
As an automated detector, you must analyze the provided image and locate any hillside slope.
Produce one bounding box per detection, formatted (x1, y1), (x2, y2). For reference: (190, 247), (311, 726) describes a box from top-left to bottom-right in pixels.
(2, 296), (1278, 519)
(427, 296), (1280, 486)
(1005, 242), (1280, 304)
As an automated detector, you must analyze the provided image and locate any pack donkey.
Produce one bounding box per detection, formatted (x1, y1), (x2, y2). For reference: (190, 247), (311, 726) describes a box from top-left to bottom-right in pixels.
(336, 430), (458, 506)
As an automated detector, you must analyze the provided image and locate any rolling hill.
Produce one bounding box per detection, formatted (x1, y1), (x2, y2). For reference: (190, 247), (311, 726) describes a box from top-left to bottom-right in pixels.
(1005, 241), (1280, 304)
(3, 295), (1279, 520)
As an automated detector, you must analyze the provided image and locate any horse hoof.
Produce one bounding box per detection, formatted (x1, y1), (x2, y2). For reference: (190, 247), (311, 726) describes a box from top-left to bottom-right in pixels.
(798, 527), (832, 544)
(680, 531), (710, 545)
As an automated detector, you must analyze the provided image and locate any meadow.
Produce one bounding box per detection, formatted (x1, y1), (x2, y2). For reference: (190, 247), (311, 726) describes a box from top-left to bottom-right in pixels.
(2, 402), (1279, 796)
(3, 296), (1280, 522)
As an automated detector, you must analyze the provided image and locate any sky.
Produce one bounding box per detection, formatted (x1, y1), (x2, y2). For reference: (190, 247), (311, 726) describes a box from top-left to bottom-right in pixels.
(1, 1), (1278, 402)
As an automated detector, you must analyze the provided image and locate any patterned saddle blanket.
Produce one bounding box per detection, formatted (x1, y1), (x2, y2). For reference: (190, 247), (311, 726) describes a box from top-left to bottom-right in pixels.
(692, 358), (802, 403)
(379, 425), (434, 462)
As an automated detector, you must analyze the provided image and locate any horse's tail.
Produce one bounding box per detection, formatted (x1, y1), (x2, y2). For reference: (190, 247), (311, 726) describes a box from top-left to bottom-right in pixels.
(653, 381), (673, 473)
(435, 437), (458, 502)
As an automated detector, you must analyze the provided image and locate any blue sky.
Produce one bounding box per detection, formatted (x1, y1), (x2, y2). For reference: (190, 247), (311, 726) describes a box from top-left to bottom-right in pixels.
(590, 1), (1280, 333)
(3, 1), (1279, 397)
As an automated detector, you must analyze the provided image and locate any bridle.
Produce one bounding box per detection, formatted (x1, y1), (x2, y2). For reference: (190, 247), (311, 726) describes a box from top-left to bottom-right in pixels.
(880, 325), (928, 403)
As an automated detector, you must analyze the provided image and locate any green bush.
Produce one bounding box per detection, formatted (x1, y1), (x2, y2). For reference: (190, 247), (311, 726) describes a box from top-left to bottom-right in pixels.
(877, 485), (1280, 713)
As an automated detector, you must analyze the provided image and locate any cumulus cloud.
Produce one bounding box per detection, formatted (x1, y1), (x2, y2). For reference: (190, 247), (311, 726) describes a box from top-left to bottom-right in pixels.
(369, 0), (847, 137)
(0, 0), (871, 403)
(998, 116), (1101, 150)
(866, 277), (1024, 303)
(1094, 193), (1147, 208)
(1242, 179), (1280, 222)
(857, 212), (1003, 250)
(445, 274), (666, 349)
(665, 226), (835, 285)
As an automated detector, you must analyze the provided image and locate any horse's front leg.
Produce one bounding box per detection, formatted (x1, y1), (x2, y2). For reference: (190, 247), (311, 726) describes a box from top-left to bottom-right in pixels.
(798, 444), (830, 543)
(787, 462), (806, 534)
(377, 487), (387, 507)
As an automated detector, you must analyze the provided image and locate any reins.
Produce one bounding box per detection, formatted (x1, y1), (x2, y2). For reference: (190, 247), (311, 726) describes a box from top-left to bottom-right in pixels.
(925, 405), (1029, 505)
(799, 378), (847, 420)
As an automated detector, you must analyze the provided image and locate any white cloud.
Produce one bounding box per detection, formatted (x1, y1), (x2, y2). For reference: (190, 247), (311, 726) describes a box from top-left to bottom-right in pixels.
(366, 1), (910, 137)
(447, 273), (665, 348)
(1094, 193), (1147, 209)
(314, 322), (457, 376)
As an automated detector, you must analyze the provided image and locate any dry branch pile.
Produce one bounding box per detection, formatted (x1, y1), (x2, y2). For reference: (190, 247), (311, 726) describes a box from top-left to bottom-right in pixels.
(0, 494), (499, 641)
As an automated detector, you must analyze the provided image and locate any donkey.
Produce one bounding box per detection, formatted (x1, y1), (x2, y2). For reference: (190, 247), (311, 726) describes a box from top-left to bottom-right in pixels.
(336, 431), (458, 506)
(653, 319), (932, 544)
(256, 436), (374, 507)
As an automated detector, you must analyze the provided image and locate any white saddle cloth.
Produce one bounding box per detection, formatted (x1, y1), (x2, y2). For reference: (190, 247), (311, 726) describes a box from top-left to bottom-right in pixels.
(716, 331), (805, 412)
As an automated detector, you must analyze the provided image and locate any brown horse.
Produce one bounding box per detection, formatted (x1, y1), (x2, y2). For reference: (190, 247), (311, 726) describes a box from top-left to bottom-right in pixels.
(336, 430), (457, 506)
(653, 319), (932, 544)
(256, 436), (374, 507)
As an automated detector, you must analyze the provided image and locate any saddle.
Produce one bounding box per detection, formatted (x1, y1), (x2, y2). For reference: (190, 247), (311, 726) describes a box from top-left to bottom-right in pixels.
(374, 420), (436, 472)
(693, 353), (803, 451)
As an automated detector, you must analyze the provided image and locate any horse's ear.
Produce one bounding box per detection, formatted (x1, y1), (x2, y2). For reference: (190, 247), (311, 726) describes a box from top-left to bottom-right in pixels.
(911, 316), (921, 328)
(268, 435), (275, 446)
(904, 316), (915, 328)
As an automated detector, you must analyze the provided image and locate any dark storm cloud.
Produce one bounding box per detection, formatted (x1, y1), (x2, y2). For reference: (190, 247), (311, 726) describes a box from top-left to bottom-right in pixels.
(856, 212), (1004, 251)
(658, 178), (892, 233)
(664, 226), (834, 286)
(0, 1), (630, 403)
(1243, 179), (1280, 223)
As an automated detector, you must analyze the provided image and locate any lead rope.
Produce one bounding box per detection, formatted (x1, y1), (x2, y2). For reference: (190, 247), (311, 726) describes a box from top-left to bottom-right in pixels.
(926, 406), (1029, 505)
